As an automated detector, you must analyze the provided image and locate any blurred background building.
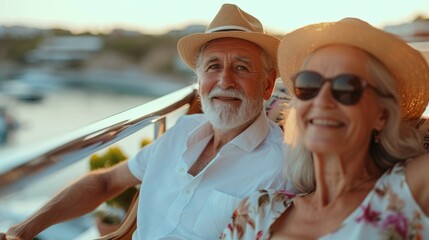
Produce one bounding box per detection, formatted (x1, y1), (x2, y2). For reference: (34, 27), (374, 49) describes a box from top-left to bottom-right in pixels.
(0, 24), (207, 150)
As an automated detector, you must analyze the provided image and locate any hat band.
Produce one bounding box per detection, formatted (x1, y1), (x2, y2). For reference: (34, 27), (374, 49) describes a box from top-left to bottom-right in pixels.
(206, 25), (255, 33)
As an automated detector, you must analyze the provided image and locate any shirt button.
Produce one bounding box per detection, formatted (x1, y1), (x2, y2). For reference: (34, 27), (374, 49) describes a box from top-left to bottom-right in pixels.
(186, 189), (191, 194)
(179, 167), (185, 173)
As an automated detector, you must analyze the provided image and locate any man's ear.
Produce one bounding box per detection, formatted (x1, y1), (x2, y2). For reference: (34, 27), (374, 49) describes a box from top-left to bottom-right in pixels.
(263, 70), (277, 100)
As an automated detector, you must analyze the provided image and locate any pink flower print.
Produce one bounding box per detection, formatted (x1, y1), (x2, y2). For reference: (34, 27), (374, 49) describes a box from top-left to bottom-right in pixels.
(256, 230), (263, 240)
(228, 197), (255, 238)
(382, 212), (409, 239)
(356, 203), (381, 227)
(277, 189), (296, 198)
(385, 185), (405, 212)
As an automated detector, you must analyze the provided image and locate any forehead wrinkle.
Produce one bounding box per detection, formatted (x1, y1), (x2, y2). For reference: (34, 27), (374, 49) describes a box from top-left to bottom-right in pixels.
(204, 56), (220, 65)
(234, 55), (252, 64)
(203, 55), (253, 66)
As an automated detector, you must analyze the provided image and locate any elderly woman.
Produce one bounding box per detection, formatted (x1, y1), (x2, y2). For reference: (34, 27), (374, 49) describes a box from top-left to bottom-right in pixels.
(221, 18), (429, 239)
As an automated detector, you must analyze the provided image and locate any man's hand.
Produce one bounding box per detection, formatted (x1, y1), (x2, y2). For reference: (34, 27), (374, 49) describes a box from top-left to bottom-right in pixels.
(0, 222), (34, 240)
(0, 233), (25, 240)
(0, 233), (20, 240)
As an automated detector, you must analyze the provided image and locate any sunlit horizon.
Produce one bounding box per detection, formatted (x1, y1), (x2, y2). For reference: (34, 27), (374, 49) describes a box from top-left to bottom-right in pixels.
(1, 0), (429, 35)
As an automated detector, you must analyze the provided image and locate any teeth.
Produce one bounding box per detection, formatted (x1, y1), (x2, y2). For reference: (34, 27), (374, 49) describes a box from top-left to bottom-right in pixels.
(311, 119), (341, 127)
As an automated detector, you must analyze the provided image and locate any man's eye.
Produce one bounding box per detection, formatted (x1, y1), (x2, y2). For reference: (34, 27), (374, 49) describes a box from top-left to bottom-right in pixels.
(206, 64), (221, 71)
(236, 65), (249, 71)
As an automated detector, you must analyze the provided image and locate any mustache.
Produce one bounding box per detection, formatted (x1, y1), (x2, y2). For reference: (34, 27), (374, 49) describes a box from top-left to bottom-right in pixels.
(208, 88), (244, 100)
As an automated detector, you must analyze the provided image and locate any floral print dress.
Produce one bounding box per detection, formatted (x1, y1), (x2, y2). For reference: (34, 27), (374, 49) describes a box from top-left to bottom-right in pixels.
(220, 163), (429, 239)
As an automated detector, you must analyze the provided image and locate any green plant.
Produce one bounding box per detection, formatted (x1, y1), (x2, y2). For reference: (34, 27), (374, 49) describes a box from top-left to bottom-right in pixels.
(89, 146), (137, 224)
(140, 138), (152, 148)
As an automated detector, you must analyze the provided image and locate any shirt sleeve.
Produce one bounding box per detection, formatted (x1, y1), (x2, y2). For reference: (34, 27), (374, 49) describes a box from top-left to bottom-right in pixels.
(127, 115), (200, 180)
(127, 142), (153, 180)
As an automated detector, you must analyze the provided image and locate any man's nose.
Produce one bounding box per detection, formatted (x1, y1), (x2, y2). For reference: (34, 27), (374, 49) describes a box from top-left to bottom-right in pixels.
(218, 69), (235, 89)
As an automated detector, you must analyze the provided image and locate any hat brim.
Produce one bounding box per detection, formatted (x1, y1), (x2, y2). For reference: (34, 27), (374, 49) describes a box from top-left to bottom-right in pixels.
(278, 20), (429, 120)
(178, 31), (280, 76)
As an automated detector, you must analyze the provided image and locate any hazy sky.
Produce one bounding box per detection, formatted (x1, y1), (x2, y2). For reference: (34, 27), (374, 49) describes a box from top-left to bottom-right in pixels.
(1, 0), (428, 35)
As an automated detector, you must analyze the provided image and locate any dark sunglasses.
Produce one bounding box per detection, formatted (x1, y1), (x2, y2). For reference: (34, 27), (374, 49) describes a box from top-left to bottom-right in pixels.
(292, 70), (386, 105)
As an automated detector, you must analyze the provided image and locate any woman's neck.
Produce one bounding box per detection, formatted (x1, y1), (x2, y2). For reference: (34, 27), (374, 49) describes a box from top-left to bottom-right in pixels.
(310, 151), (382, 207)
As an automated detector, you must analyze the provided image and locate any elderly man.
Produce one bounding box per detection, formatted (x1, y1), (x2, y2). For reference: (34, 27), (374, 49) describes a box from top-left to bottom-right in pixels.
(1, 4), (285, 240)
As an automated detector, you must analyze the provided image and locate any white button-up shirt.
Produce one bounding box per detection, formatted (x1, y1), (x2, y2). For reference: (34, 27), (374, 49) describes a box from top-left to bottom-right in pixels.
(128, 112), (285, 240)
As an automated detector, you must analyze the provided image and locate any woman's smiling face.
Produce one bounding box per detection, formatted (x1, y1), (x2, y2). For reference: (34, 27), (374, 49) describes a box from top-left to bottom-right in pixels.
(296, 45), (387, 154)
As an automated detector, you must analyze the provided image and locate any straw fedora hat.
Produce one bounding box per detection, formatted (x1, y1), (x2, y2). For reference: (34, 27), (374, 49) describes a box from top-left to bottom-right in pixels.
(278, 18), (429, 120)
(177, 4), (280, 73)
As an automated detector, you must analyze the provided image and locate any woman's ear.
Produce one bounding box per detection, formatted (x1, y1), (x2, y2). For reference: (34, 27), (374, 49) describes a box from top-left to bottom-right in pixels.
(374, 108), (388, 131)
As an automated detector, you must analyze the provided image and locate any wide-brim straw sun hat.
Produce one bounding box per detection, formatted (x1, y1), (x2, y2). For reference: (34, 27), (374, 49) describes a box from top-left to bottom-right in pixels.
(278, 17), (429, 120)
(177, 4), (280, 74)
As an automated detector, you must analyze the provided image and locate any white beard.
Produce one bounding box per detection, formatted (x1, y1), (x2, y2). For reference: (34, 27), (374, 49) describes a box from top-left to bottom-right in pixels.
(200, 88), (263, 130)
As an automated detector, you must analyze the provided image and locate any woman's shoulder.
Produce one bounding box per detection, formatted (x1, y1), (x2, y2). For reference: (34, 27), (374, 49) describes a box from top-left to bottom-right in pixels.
(382, 154), (429, 178)
(403, 153), (429, 184)
(402, 153), (429, 216)
(375, 157), (429, 218)
(407, 152), (429, 165)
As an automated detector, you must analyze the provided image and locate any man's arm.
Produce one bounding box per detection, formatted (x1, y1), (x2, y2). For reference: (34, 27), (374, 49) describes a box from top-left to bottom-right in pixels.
(0, 161), (140, 240)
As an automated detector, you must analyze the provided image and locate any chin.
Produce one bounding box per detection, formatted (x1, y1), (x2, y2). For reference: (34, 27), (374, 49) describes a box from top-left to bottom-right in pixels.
(305, 139), (341, 154)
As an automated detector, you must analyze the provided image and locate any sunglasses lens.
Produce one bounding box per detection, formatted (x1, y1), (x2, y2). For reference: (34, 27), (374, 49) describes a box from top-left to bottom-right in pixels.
(293, 71), (366, 105)
(293, 71), (322, 100)
(332, 75), (364, 105)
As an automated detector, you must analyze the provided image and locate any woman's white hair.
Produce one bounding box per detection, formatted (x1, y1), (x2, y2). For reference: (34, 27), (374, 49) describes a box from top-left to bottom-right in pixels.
(283, 49), (425, 193)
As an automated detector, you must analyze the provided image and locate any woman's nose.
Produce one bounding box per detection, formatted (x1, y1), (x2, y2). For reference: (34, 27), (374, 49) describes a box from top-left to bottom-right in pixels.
(313, 83), (336, 108)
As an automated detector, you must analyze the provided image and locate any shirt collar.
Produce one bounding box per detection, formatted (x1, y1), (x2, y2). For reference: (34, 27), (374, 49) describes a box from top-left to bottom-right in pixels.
(186, 118), (214, 148)
(230, 111), (269, 152)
